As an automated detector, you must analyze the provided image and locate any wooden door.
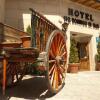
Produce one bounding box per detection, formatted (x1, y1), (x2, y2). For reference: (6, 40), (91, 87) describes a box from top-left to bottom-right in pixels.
(77, 42), (90, 71)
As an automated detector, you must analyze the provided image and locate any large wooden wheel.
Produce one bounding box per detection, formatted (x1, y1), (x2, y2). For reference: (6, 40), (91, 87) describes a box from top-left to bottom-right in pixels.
(46, 30), (67, 94)
(6, 62), (25, 86)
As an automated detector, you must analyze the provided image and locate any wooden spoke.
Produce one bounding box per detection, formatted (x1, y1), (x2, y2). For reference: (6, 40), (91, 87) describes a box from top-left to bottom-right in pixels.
(61, 51), (67, 58)
(56, 35), (61, 54)
(49, 64), (55, 75)
(59, 44), (66, 55)
(56, 68), (62, 86)
(54, 35), (58, 49)
(46, 30), (67, 93)
(49, 49), (55, 58)
(50, 67), (55, 86)
(49, 60), (56, 63)
(60, 65), (66, 71)
(51, 42), (56, 56)
(59, 66), (65, 74)
(52, 67), (57, 89)
(59, 40), (64, 54)
(57, 65), (64, 79)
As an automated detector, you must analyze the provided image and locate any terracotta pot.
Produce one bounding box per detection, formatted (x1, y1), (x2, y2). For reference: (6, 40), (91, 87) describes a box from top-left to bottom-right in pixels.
(21, 36), (31, 48)
(68, 63), (80, 73)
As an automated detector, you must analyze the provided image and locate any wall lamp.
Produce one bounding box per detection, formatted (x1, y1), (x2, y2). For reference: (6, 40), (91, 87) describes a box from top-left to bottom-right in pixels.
(62, 22), (69, 32)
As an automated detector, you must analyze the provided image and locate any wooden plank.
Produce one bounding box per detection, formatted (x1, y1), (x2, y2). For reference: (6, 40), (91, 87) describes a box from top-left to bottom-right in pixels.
(91, 3), (100, 8)
(2, 57), (7, 95)
(0, 23), (30, 47)
(71, 0), (100, 11)
(84, 1), (95, 6)
(97, 6), (100, 9)
(82, 0), (90, 5)
(77, 0), (87, 3)
(71, 0), (79, 2)
(94, 5), (100, 9)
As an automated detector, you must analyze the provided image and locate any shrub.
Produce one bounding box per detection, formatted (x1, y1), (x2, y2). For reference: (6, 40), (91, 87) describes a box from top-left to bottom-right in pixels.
(69, 39), (79, 63)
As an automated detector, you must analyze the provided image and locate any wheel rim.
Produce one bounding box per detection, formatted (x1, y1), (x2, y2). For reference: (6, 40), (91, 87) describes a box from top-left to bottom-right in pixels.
(46, 30), (67, 93)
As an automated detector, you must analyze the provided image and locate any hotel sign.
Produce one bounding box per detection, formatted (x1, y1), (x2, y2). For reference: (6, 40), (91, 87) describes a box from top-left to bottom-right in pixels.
(64, 8), (99, 29)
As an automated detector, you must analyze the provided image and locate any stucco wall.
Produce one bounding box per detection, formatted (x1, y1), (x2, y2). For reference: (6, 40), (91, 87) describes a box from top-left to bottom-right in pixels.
(0, 0), (5, 22)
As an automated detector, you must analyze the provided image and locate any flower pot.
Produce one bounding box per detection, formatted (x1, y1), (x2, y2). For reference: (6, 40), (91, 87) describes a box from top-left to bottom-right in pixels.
(21, 36), (31, 48)
(68, 63), (80, 73)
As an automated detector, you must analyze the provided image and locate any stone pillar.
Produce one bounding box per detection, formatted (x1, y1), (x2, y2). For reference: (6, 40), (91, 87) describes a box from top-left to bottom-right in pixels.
(0, 0), (5, 23)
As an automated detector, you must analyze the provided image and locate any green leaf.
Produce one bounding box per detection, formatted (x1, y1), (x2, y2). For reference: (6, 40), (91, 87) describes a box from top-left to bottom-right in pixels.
(69, 39), (79, 63)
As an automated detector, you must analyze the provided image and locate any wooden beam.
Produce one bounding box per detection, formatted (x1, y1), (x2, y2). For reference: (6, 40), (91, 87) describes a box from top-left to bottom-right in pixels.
(71, 0), (100, 10)
(82, 0), (89, 5)
(98, 8), (100, 10)
(2, 57), (7, 95)
(83, 0), (95, 5)
(86, 2), (96, 7)
(84, 1), (94, 5)
(71, 0), (79, 2)
(77, 0), (87, 3)
(94, 6), (100, 9)
(91, 4), (100, 8)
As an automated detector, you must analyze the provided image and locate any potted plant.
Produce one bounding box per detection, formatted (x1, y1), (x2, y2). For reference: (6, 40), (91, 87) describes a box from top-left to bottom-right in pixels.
(95, 41), (100, 70)
(68, 39), (80, 73)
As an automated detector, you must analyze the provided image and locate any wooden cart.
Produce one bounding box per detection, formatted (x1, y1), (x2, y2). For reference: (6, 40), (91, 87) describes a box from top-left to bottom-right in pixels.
(0, 8), (68, 95)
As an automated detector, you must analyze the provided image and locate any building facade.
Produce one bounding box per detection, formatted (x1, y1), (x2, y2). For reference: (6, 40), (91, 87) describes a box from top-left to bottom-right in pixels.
(1, 0), (100, 71)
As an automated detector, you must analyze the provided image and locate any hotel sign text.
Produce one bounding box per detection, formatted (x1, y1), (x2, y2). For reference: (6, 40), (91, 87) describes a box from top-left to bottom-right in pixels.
(64, 8), (99, 29)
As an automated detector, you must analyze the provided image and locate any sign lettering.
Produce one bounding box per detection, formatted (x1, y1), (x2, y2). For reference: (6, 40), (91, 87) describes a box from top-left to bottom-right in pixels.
(64, 8), (99, 29)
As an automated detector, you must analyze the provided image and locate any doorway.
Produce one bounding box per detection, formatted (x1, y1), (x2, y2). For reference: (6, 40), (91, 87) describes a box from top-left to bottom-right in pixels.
(77, 42), (90, 71)
(71, 32), (91, 71)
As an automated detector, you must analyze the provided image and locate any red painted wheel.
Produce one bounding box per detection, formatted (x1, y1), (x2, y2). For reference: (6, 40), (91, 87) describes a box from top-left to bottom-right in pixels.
(46, 30), (67, 94)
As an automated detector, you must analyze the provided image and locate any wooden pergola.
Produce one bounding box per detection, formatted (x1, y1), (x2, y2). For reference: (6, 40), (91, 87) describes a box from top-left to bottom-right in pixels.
(70, 0), (100, 11)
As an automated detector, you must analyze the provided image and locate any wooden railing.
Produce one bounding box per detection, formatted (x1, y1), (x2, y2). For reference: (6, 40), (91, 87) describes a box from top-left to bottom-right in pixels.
(30, 8), (59, 51)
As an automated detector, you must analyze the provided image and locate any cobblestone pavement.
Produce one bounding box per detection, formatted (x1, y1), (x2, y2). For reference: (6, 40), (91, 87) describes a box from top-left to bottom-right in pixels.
(0, 71), (100, 100)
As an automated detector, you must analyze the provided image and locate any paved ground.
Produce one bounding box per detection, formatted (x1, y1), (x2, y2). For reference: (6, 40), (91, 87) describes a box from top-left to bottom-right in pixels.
(0, 71), (100, 100)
